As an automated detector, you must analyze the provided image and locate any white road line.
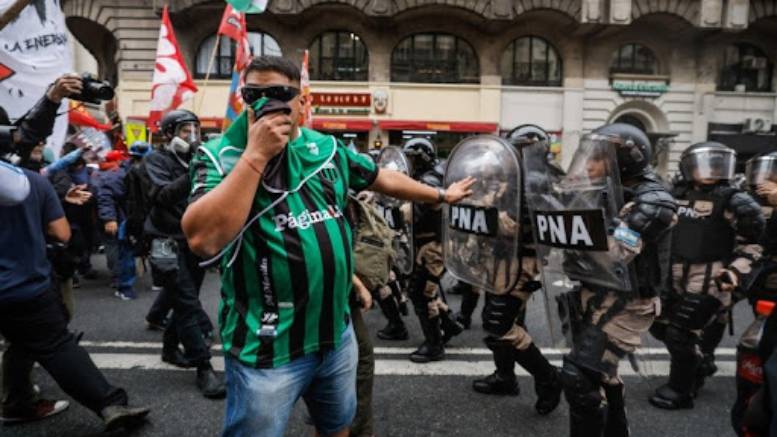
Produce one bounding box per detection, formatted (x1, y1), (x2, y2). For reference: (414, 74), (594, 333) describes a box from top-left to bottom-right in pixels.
(70, 341), (737, 357)
(0, 352), (736, 377)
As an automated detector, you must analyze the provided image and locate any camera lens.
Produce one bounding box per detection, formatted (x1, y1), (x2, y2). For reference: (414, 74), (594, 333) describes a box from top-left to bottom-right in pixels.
(94, 82), (115, 100)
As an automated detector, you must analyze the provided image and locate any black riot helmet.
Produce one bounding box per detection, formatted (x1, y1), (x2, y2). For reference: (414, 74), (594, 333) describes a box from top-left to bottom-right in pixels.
(160, 109), (201, 160)
(593, 123), (652, 178)
(679, 141), (736, 184)
(160, 109), (200, 140)
(402, 138), (436, 175)
(746, 151), (777, 189)
(506, 124), (548, 148)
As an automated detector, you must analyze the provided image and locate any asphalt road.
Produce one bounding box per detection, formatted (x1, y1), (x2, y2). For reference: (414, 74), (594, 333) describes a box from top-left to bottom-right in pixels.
(0, 256), (751, 437)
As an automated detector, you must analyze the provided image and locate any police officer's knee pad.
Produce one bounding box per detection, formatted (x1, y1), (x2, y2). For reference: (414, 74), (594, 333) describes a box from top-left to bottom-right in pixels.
(670, 293), (721, 330)
(664, 324), (698, 357)
(481, 293), (522, 338)
(559, 357), (603, 412)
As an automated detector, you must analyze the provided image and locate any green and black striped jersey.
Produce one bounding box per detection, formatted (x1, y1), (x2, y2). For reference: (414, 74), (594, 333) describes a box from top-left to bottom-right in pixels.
(190, 127), (377, 368)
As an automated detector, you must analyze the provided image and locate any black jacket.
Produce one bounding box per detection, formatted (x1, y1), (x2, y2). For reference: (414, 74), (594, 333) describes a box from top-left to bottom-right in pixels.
(142, 149), (191, 240)
(12, 95), (60, 157)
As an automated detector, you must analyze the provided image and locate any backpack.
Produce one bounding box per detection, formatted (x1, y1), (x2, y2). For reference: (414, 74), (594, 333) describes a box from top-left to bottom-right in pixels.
(350, 195), (397, 292)
(124, 161), (151, 254)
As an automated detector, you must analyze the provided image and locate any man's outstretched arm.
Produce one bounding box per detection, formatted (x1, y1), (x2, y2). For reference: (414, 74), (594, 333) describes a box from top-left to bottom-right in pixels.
(369, 169), (475, 205)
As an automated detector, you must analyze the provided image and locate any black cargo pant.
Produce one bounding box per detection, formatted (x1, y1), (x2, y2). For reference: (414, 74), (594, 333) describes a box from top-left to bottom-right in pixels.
(160, 241), (211, 365)
(349, 300), (374, 437)
(0, 288), (127, 415)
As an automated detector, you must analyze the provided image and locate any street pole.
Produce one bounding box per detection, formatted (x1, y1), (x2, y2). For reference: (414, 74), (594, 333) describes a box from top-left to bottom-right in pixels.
(194, 35), (221, 115)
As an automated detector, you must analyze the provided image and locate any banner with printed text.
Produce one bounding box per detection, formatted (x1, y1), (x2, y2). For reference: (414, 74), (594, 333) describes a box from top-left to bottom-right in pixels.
(0, 0), (73, 156)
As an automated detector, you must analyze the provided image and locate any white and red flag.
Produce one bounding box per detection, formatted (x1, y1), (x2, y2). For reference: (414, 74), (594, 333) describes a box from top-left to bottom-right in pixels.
(147, 5), (198, 132)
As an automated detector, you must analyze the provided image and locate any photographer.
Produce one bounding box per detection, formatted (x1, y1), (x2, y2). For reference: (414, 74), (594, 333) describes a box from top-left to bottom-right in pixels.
(0, 74), (82, 163)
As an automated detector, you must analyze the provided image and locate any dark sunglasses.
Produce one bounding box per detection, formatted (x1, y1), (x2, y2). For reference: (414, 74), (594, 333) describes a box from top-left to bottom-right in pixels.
(241, 85), (300, 105)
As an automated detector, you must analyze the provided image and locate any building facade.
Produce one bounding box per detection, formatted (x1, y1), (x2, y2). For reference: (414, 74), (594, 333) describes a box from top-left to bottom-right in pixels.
(63, 0), (777, 172)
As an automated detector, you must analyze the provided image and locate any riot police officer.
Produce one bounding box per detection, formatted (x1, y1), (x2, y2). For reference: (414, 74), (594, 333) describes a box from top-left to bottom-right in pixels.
(730, 152), (777, 434)
(404, 138), (464, 362)
(445, 127), (563, 414)
(525, 123), (677, 436)
(649, 142), (764, 410)
(371, 147), (413, 341)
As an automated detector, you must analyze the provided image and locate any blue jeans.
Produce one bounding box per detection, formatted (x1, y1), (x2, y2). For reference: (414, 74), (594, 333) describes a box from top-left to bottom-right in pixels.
(222, 323), (358, 437)
(105, 235), (136, 297)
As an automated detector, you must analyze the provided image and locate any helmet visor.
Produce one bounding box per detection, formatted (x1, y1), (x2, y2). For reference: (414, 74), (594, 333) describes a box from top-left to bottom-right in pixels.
(175, 122), (201, 146)
(746, 156), (777, 187)
(680, 149), (736, 182)
(563, 134), (620, 188)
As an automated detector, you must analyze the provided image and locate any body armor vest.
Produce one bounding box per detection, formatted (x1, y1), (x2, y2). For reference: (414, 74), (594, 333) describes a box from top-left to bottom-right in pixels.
(672, 187), (736, 263)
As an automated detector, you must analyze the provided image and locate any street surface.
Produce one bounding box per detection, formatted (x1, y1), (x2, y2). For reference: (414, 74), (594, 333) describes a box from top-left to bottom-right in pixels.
(1, 257), (747, 436)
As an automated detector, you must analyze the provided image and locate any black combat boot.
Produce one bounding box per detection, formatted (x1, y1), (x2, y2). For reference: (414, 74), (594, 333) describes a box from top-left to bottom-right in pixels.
(649, 355), (696, 410)
(515, 342), (562, 415)
(561, 359), (607, 437)
(455, 287), (479, 329)
(196, 363), (226, 399)
(696, 320), (726, 391)
(377, 296), (409, 341)
(603, 382), (629, 437)
(440, 310), (464, 344)
(473, 340), (519, 395)
(410, 316), (445, 363)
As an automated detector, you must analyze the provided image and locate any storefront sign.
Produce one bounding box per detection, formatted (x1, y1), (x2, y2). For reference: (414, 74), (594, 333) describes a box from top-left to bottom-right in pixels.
(313, 107), (370, 116)
(611, 79), (669, 98)
(312, 92), (371, 107)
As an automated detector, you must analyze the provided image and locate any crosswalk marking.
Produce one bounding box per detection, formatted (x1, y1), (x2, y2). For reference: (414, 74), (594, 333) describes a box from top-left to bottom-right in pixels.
(71, 341), (737, 357)
(0, 350), (737, 377)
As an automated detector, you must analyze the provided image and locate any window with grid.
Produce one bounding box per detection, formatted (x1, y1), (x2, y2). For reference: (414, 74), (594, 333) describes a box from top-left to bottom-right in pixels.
(610, 43), (658, 75)
(391, 33), (479, 84)
(195, 32), (282, 79)
(308, 31), (369, 81)
(500, 36), (562, 86)
(718, 43), (774, 92)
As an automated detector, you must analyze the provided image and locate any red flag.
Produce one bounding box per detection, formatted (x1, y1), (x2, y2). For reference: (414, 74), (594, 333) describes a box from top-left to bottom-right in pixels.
(68, 102), (112, 131)
(218, 5), (246, 42)
(147, 6), (198, 132)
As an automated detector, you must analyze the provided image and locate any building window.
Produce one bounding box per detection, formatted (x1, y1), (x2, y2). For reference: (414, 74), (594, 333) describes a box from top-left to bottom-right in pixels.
(391, 33), (479, 84)
(308, 31), (369, 81)
(718, 43), (774, 92)
(610, 43), (658, 75)
(500, 36), (562, 86)
(195, 32), (282, 79)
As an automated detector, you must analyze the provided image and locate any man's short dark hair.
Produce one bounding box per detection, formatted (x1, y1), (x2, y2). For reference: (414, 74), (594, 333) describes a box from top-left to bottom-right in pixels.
(245, 56), (301, 83)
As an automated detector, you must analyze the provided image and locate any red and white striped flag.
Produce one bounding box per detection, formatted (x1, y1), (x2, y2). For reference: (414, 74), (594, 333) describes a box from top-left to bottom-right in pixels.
(147, 6), (198, 132)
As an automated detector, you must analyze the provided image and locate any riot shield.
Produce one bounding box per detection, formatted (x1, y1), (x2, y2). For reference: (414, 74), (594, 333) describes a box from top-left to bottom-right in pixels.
(375, 146), (414, 274)
(523, 133), (635, 346)
(443, 135), (523, 294)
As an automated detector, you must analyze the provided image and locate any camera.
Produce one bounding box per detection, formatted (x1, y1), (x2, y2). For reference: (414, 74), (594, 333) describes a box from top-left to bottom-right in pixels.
(70, 73), (115, 104)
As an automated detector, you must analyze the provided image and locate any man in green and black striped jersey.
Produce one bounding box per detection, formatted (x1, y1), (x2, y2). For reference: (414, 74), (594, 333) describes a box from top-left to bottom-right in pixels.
(183, 56), (475, 437)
